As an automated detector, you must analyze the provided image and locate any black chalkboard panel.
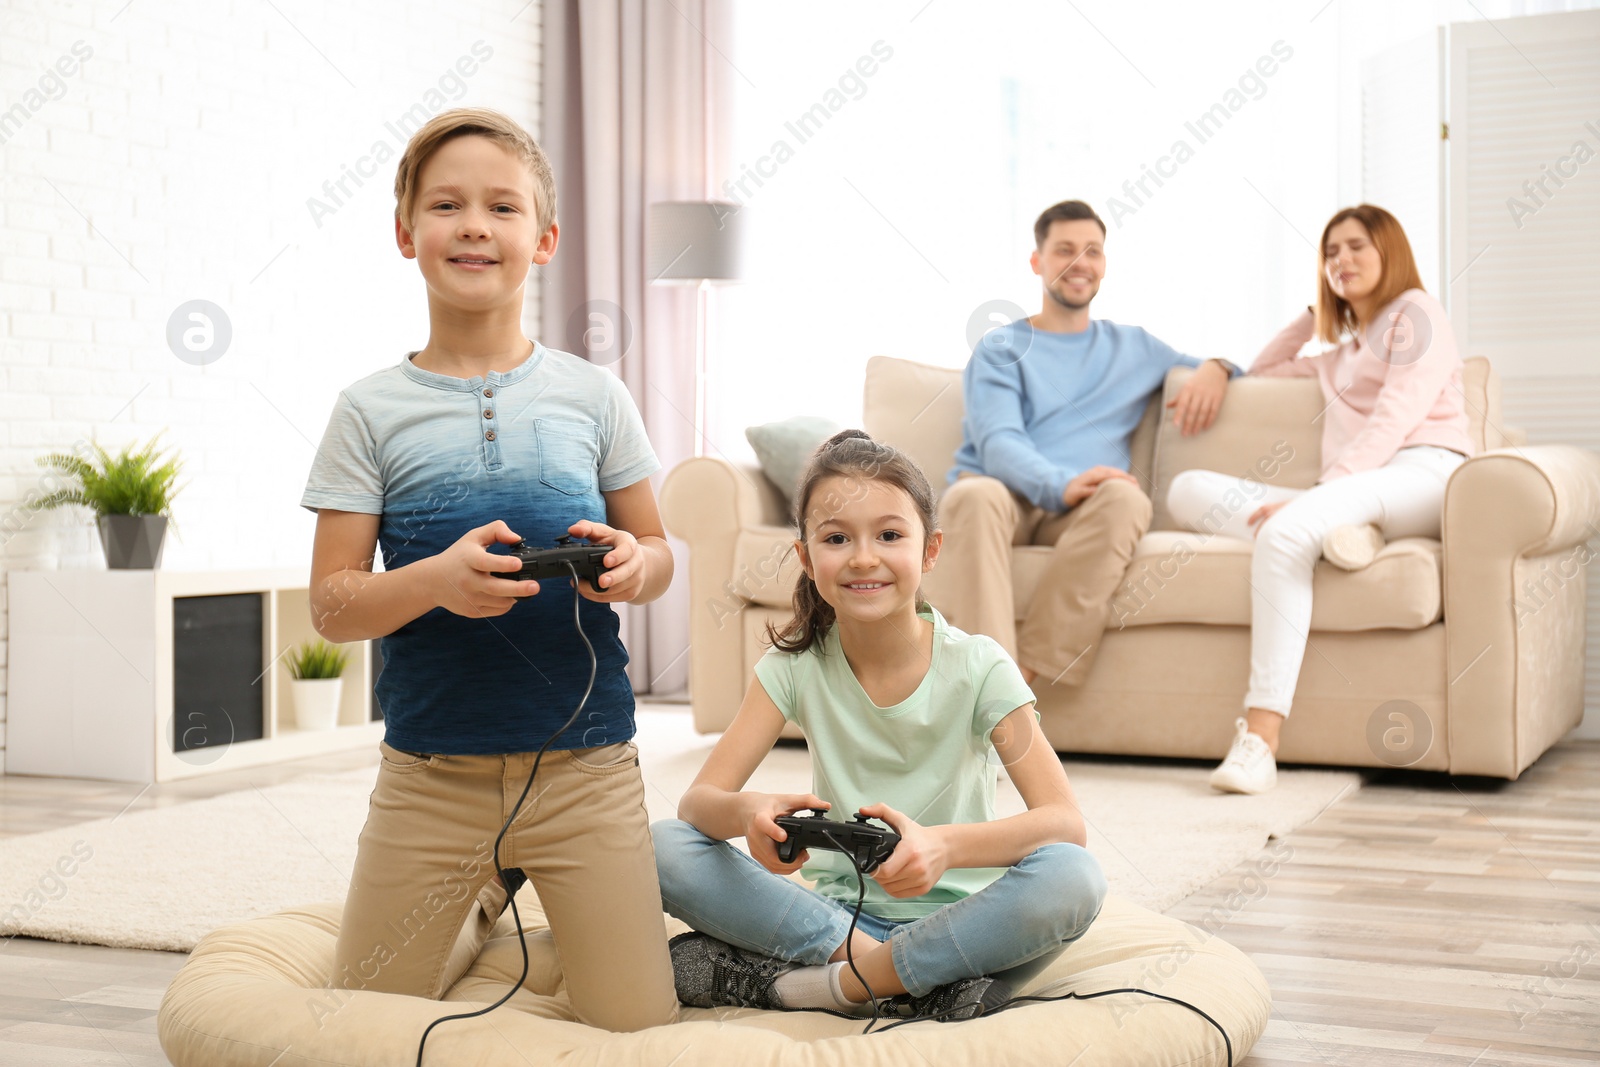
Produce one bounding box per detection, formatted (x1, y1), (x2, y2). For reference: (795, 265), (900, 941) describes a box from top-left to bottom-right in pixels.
(172, 593), (266, 753)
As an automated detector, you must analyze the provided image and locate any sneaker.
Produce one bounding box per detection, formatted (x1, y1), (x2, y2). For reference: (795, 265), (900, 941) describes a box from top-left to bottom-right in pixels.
(1322, 523), (1385, 571)
(1210, 717), (1278, 794)
(668, 931), (798, 1011)
(885, 975), (1012, 1022)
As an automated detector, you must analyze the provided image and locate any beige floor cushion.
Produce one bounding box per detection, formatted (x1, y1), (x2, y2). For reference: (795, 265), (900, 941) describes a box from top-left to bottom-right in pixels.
(159, 893), (1268, 1066)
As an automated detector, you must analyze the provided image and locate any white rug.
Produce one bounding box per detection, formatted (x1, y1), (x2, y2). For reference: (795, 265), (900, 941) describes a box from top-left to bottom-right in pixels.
(0, 708), (1361, 952)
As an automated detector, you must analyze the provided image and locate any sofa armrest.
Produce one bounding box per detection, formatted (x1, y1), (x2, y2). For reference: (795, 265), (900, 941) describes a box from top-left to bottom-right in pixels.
(660, 458), (787, 733)
(1441, 445), (1600, 776)
(659, 456), (790, 538)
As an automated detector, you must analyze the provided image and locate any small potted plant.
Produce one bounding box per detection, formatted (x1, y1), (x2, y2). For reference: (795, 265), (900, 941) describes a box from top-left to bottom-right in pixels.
(32, 434), (185, 569)
(286, 638), (351, 731)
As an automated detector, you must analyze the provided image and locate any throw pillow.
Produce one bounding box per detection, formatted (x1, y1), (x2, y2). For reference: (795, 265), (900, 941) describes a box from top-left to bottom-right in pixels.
(746, 416), (842, 508)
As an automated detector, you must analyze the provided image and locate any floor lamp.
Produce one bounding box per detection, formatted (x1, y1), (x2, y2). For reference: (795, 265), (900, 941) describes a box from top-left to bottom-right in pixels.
(645, 201), (745, 457)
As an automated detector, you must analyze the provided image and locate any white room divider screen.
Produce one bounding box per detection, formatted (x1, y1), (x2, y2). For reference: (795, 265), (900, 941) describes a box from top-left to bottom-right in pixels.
(1445, 7), (1600, 737)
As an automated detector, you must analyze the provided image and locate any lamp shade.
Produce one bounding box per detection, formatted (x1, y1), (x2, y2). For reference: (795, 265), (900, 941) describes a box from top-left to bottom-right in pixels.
(645, 201), (745, 283)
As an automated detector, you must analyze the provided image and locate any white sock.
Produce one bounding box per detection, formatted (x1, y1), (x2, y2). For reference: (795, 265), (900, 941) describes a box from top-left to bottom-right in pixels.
(773, 961), (871, 1013)
(834, 960), (886, 1015)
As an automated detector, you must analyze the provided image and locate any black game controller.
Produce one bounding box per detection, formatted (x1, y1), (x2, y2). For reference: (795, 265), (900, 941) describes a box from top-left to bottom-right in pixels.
(508, 536), (611, 589)
(774, 810), (900, 873)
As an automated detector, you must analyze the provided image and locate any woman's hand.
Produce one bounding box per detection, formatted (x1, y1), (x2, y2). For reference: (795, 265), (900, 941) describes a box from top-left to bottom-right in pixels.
(1166, 360), (1230, 436)
(565, 519), (646, 602)
(858, 803), (951, 898)
(744, 793), (831, 875)
(1246, 499), (1292, 535)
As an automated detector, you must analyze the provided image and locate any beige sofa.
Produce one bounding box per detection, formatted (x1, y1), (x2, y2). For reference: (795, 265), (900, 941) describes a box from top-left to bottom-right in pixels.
(660, 356), (1600, 779)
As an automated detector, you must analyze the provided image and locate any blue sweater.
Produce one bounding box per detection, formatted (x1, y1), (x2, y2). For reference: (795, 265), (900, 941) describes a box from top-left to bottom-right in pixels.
(949, 319), (1235, 511)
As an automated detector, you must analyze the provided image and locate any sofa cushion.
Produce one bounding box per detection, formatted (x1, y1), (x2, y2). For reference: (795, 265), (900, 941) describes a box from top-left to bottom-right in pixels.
(1011, 532), (1444, 631)
(862, 355), (966, 489)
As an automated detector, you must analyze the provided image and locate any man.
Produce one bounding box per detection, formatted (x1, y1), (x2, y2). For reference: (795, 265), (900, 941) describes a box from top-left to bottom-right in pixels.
(933, 200), (1238, 687)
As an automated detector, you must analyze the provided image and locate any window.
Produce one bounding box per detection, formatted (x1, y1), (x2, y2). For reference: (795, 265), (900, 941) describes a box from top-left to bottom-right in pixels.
(705, 0), (1509, 463)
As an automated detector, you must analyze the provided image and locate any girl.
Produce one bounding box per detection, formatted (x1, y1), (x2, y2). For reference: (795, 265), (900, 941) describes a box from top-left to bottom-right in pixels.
(1165, 204), (1474, 794)
(652, 430), (1106, 1021)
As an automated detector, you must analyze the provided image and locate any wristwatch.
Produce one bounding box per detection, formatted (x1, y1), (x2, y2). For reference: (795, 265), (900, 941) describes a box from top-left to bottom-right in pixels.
(1206, 358), (1240, 377)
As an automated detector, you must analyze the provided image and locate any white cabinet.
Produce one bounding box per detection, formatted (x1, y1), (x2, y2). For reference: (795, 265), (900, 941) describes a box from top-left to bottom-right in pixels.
(6, 569), (383, 782)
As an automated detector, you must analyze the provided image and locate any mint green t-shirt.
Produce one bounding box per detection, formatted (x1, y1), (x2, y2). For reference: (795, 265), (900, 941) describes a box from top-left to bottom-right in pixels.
(753, 607), (1038, 920)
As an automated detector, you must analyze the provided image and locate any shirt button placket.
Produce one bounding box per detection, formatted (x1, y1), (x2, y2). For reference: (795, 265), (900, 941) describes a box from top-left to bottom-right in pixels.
(481, 385), (501, 465)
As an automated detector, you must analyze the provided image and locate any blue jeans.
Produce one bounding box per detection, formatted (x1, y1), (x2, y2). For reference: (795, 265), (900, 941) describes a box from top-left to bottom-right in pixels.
(651, 819), (1107, 997)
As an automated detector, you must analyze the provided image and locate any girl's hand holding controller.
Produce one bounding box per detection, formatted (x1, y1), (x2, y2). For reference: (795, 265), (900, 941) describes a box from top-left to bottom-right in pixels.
(745, 793), (830, 875)
(566, 519), (646, 603)
(858, 803), (951, 898)
(432, 520), (541, 618)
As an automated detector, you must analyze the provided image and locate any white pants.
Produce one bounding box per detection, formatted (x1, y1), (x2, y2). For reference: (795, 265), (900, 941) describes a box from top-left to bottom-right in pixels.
(1164, 445), (1466, 716)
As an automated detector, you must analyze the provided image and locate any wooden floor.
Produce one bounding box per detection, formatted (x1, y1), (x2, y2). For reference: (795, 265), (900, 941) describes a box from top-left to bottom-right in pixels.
(1166, 739), (1600, 1066)
(1, 739), (1596, 1066)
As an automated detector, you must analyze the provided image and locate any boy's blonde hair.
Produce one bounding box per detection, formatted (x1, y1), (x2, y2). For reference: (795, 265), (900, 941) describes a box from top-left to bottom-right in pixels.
(392, 107), (557, 236)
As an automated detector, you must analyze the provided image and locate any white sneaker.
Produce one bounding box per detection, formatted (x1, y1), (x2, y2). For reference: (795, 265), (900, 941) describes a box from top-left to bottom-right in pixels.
(1322, 523), (1385, 571)
(1210, 717), (1277, 794)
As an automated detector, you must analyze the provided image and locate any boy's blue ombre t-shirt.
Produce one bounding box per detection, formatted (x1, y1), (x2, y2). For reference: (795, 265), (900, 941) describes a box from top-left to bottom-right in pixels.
(300, 344), (659, 756)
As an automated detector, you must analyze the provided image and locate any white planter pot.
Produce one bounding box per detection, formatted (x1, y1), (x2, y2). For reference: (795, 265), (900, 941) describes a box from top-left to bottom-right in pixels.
(290, 677), (343, 731)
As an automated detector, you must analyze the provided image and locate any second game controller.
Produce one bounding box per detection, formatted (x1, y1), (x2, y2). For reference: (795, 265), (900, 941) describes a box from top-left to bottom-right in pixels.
(508, 535), (611, 589)
(774, 810), (900, 873)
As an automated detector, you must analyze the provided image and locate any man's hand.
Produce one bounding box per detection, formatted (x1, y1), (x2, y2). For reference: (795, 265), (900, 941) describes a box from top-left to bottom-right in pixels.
(566, 519), (648, 602)
(858, 803), (950, 898)
(1166, 360), (1230, 437)
(430, 520), (539, 618)
(743, 793), (831, 875)
(1063, 466), (1139, 508)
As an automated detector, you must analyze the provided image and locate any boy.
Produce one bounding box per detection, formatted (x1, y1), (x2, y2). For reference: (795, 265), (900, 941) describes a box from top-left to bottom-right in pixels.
(300, 107), (676, 1032)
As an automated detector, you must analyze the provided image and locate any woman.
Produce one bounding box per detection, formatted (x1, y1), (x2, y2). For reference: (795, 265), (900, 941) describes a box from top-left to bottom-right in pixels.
(1165, 204), (1474, 794)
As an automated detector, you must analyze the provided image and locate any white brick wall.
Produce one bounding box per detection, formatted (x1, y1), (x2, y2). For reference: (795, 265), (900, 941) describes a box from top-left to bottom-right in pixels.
(0, 0), (543, 761)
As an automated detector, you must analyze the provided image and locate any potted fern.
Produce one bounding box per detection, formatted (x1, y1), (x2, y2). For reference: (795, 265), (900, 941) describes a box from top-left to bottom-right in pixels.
(286, 638), (351, 731)
(33, 435), (185, 569)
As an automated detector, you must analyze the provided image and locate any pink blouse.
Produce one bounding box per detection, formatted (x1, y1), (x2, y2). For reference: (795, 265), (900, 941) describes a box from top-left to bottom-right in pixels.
(1248, 289), (1475, 482)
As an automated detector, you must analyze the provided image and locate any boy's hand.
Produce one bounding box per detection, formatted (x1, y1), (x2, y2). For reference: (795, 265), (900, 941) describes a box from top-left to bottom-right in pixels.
(744, 793), (830, 875)
(858, 803), (951, 898)
(431, 520), (539, 618)
(567, 519), (648, 602)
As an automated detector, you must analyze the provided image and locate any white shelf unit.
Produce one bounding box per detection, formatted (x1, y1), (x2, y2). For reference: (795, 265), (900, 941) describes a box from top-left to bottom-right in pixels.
(5, 568), (384, 782)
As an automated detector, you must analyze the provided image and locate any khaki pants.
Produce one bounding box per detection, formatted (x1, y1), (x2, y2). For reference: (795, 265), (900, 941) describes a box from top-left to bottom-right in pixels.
(332, 739), (677, 1032)
(928, 474), (1152, 684)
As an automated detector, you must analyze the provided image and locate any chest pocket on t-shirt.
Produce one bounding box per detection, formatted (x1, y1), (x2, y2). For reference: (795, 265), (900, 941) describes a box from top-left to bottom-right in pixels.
(535, 418), (601, 496)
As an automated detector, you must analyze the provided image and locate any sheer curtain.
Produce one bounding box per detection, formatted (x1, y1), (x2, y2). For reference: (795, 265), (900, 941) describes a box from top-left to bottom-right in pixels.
(540, 0), (735, 696)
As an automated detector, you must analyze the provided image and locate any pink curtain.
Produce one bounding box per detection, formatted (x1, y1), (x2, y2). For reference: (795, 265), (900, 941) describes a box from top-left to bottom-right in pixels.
(540, 0), (734, 695)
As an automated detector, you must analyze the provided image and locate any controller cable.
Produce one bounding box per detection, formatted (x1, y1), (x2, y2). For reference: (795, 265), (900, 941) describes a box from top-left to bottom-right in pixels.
(816, 846), (1234, 1064)
(415, 561), (593, 1067)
